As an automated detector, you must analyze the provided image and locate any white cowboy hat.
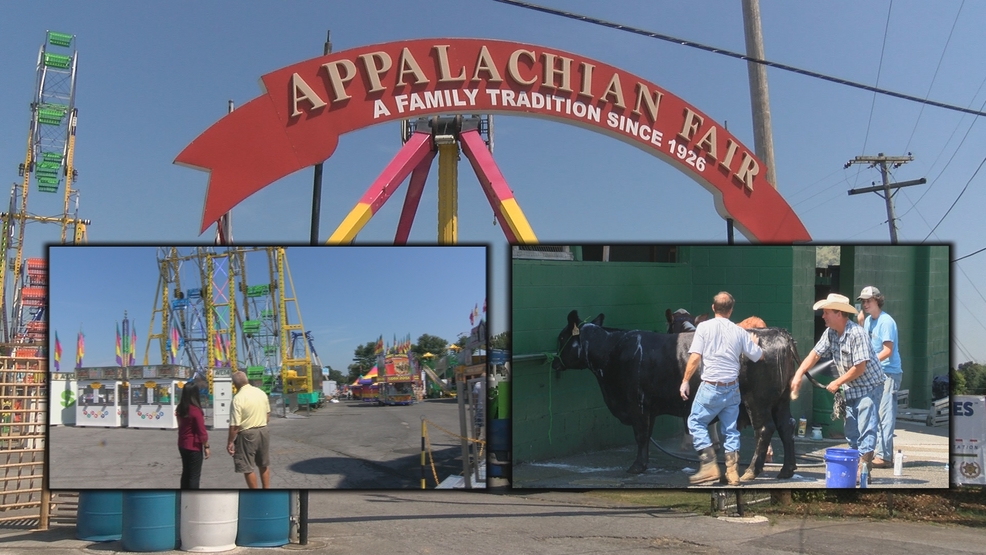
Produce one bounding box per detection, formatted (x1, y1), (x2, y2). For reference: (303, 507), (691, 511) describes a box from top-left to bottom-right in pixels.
(812, 293), (857, 314)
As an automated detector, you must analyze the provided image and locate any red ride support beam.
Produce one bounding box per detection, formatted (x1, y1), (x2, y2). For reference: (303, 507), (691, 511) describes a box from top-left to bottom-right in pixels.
(394, 151), (436, 245)
(459, 130), (537, 243)
(327, 131), (433, 244)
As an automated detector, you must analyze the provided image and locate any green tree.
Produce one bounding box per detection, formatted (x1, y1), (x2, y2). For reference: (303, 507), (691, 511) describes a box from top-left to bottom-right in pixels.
(958, 362), (986, 395)
(490, 331), (510, 350)
(411, 334), (448, 360)
(951, 367), (967, 395)
(348, 340), (379, 382)
(326, 367), (346, 384)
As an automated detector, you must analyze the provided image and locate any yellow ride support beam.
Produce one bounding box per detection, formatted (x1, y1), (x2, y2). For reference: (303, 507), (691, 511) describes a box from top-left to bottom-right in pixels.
(437, 142), (458, 244)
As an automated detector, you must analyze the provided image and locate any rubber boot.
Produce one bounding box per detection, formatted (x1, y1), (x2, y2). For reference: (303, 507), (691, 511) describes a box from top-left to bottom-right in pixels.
(724, 451), (740, 486)
(689, 446), (720, 485)
(858, 451), (874, 485)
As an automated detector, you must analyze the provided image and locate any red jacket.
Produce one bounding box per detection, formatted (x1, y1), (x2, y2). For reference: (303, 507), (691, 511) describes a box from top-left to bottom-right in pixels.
(177, 405), (208, 451)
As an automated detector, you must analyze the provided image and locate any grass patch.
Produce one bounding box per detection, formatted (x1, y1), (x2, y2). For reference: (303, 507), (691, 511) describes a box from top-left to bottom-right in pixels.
(587, 490), (711, 515)
(753, 488), (986, 527)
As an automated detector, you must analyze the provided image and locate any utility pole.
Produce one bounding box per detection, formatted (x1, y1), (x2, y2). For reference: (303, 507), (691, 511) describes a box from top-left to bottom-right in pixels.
(742, 0), (777, 189)
(845, 153), (926, 244)
(310, 30), (332, 245)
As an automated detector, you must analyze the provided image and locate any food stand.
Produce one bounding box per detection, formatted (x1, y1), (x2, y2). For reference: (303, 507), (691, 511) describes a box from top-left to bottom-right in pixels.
(75, 367), (126, 427)
(127, 365), (191, 429)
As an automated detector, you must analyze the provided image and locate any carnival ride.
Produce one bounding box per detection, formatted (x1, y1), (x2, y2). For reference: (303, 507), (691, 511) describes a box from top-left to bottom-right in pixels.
(143, 247), (321, 409)
(0, 31), (89, 519)
(327, 115), (537, 245)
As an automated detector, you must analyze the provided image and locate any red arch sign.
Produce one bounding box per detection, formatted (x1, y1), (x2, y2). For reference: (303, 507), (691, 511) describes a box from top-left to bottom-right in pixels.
(175, 38), (810, 242)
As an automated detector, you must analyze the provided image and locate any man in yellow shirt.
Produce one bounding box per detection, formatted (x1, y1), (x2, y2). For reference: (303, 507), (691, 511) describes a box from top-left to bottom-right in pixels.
(227, 371), (271, 488)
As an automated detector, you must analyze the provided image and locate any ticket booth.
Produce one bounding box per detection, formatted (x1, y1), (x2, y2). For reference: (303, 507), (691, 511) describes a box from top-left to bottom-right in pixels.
(208, 366), (232, 429)
(126, 365), (189, 429)
(48, 371), (77, 426)
(76, 368), (126, 427)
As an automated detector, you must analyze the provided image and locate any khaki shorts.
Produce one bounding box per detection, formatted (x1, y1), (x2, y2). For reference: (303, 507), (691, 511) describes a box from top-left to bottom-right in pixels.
(233, 427), (270, 473)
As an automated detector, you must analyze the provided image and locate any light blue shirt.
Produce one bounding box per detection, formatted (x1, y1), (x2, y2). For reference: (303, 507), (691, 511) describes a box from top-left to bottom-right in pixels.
(863, 311), (902, 375)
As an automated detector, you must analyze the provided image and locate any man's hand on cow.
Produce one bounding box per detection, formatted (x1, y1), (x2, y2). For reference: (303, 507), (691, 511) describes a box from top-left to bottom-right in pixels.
(749, 332), (759, 345)
(679, 381), (690, 400)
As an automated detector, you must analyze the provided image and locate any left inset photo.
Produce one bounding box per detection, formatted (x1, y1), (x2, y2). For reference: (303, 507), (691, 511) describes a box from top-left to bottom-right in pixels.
(47, 245), (489, 490)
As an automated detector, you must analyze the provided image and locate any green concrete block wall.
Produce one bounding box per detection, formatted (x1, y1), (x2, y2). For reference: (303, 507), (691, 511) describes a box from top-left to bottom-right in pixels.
(512, 247), (818, 464)
(512, 259), (691, 462)
(850, 246), (949, 408)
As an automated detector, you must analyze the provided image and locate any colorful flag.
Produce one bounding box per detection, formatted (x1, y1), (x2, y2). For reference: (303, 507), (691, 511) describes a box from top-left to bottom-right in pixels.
(374, 336), (383, 355)
(214, 332), (226, 366)
(470, 306), (475, 326)
(121, 316), (130, 367)
(130, 326), (137, 366)
(115, 323), (123, 366)
(170, 326), (179, 363)
(75, 331), (84, 369)
(53, 332), (61, 372)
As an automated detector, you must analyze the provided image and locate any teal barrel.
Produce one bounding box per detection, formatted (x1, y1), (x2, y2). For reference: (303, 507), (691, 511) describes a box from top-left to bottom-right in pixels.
(121, 491), (178, 552)
(488, 419), (510, 478)
(76, 490), (122, 541)
(236, 491), (289, 547)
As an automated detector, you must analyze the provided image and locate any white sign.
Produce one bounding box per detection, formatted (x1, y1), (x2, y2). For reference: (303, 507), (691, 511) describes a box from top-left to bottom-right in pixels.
(951, 395), (986, 486)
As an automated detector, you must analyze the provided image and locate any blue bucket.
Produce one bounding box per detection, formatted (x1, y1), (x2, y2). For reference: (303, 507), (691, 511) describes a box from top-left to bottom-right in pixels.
(76, 491), (122, 542)
(824, 448), (859, 488)
(236, 490), (289, 547)
(121, 491), (177, 552)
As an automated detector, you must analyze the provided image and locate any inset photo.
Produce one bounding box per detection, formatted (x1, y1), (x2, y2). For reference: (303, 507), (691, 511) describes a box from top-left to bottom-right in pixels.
(511, 245), (949, 489)
(47, 245), (489, 490)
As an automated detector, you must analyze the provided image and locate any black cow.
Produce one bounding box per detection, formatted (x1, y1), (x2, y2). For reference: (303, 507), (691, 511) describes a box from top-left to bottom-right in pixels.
(553, 310), (817, 480)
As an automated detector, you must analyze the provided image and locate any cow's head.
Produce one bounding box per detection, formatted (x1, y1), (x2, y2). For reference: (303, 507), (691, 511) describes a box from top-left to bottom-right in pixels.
(665, 308), (706, 333)
(552, 310), (604, 372)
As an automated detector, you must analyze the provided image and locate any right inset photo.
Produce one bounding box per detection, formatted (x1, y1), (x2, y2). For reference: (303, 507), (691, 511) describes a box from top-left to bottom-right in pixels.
(510, 244), (951, 489)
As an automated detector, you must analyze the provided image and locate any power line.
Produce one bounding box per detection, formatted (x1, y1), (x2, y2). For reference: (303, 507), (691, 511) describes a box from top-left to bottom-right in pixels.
(922, 151), (986, 240)
(903, 0), (964, 154)
(491, 0), (986, 118)
(859, 0), (894, 182)
(954, 246), (986, 263)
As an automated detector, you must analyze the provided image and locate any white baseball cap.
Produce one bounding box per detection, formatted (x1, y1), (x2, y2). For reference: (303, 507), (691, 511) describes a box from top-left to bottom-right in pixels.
(857, 286), (881, 300)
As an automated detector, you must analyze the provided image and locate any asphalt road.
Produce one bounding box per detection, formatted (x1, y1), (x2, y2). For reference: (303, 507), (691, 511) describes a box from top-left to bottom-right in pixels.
(2, 490), (984, 555)
(47, 397), (477, 489)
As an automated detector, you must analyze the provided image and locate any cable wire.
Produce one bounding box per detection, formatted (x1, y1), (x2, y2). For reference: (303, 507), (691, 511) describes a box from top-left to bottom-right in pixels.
(491, 0), (986, 117)
(953, 246), (986, 263)
(903, 0), (965, 154)
(858, 0), (894, 188)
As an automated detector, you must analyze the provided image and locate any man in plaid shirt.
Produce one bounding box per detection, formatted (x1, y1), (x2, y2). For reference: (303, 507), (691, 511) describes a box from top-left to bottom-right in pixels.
(791, 293), (885, 484)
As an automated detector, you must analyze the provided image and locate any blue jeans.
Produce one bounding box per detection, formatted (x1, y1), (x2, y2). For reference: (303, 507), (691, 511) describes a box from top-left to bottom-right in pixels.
(687, 382), (741, 452)
(875, 372), (902, 460)
(843, 384), (882, 455)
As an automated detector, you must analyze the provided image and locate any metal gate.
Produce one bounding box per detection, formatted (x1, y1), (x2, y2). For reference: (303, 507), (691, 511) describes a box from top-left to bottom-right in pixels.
(0, 353), (49, 527)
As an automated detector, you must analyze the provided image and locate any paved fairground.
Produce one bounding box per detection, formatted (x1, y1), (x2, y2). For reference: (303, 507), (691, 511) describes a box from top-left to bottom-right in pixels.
(1, 490), (984, 555)
(47, 397), (479, 490)
(514, 417), (949, 489)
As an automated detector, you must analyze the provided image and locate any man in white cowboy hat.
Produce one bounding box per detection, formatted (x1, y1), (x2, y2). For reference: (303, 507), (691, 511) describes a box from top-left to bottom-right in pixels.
(791, 293), (885, 484)
(856, 286), (902, 469)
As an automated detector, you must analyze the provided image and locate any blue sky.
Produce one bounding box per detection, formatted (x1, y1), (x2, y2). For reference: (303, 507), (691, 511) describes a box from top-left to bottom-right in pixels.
(2, 1), (986, 364)
(48, 246), (487, 373)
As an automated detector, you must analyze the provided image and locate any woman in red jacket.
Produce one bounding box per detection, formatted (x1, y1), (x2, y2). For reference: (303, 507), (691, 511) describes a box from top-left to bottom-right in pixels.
(176, 383), (210, 489)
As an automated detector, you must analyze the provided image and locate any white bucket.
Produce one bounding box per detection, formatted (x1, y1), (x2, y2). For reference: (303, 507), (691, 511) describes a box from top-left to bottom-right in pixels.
(180, 491), (238, 552)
